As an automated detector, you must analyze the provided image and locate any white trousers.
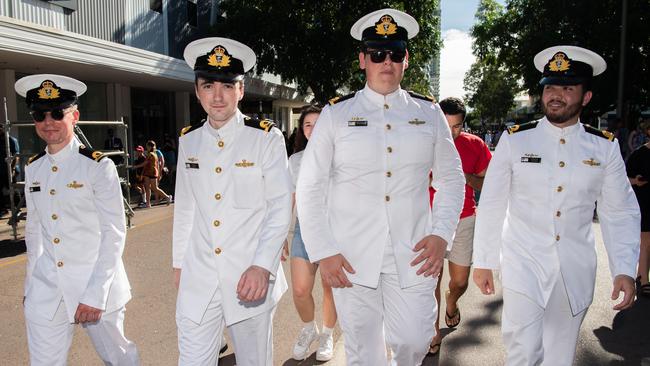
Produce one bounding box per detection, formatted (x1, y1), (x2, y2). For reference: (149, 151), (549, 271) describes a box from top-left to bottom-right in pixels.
(24, 299), (140, 366)
(176, 288), (275, 366)
(333, 273), (436, 366)
(502, 274), (587, 366)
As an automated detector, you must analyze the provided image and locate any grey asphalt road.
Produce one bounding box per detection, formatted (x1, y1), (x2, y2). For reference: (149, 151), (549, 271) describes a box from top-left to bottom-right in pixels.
(0, 205), (648, 365)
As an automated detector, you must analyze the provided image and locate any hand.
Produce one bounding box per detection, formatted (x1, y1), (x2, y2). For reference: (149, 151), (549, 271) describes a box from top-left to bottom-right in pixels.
(281, 240), (289, 262)
(611, 274), (635, 311)
(173, 268), (181, 289)
(410, 235), (447, 277)
(74, 303), (103, 324)
(319, 254), (355, 288)
(473, 268), (495, 295)
(237, 265), (271, 302)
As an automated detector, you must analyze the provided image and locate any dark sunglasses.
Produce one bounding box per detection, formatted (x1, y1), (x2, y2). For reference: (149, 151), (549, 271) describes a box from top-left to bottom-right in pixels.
(30, 108), (72, 122)
(366, 49), (406, 63)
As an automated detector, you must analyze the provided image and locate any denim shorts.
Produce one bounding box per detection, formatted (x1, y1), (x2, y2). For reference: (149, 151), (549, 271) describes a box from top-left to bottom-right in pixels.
(290, 219), (310, 261)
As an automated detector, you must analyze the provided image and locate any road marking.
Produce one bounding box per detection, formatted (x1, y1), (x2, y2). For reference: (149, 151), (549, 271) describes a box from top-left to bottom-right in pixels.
(0, 214), (173, 269)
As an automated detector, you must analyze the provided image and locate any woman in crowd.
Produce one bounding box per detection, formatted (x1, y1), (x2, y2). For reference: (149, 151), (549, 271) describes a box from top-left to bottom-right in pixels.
(626, 121), (650, 297)
(134, 140), (171, 208)
(283, 105), (337, 361)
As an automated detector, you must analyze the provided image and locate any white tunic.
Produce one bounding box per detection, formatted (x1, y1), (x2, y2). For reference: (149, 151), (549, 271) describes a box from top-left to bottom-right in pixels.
(473, 118), (640, 314)
(296, 85), (465, 288)
(173, 111), (291, 325)
(24, 138), (131, 322)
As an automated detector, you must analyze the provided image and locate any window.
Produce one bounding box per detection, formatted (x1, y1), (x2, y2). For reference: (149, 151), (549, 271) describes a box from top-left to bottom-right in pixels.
(187, 0), (197, 27)
(150, 0), (163, 13)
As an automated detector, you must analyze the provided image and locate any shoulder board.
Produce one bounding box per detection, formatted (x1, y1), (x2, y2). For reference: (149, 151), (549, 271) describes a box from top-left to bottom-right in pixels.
(407, 91), (436, 103)
(328, 92), (355, 106)
(507, 121), (539, 135)
(26, 151), (45, 166)
(584, 124), (614, 141)
(179, 123), (202, 137)
(78, 146), (106, 162)
(244, 117), (276, 133)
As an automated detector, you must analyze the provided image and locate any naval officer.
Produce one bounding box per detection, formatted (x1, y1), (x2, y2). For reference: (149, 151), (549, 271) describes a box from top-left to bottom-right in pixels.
(473, 46), (641, 365)
(172, 37), (291, 365)
(17, 74), (139, 365)
(296, 9), (465, 365)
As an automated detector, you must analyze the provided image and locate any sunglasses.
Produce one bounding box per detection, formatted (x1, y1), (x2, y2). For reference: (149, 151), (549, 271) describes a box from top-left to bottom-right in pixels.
(365, 49), (407, 63)
(30, 108), (73, 122)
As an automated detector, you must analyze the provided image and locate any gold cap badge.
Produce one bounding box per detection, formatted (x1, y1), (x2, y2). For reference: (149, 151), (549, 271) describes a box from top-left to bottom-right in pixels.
(376, 15), (398, 36)
(37, 80), (60, 100)
(548, 52), (571, 72)
(208, 46), (231, 68)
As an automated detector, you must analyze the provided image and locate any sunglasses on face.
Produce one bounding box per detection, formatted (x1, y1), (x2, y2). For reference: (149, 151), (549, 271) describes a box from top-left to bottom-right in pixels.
(365, 49), (407, 63)
(30, 108), (72, 122)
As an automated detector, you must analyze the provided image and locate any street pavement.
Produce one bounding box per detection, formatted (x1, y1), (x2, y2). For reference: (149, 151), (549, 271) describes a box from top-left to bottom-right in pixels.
(0, 204), (648, 365)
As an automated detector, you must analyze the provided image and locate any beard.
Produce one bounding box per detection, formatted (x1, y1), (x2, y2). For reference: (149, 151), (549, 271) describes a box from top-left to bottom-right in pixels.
(542, 99), (583, 124)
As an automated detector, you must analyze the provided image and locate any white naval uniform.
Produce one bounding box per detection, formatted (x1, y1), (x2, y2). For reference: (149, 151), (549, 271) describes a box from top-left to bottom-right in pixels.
(24, 138), (138, 365)
(473, 118), (641, 365)
(296, 85), (465, 365)
(172, 111), (291, 365)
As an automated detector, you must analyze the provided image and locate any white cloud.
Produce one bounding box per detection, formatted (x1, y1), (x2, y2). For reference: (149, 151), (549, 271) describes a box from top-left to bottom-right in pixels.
(439, 29), (475, 100)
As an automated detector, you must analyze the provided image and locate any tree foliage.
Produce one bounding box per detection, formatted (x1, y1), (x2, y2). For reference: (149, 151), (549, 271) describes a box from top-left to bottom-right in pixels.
(212, 1), (441, 103)
(468, 0), (650, 121)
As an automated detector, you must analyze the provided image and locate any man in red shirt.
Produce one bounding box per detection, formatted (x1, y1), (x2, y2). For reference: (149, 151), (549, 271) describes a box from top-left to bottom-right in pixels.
(429, 97), (492, 354)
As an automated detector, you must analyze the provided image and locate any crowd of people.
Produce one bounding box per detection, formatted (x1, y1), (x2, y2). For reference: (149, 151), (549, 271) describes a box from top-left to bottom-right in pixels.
(13, 6), (648, 366)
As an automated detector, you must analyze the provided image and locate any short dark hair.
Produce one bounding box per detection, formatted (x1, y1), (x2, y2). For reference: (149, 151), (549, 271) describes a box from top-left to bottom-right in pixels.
(293, 104), (322, 153)
(194, 75), (240, 86)
(439, 97), (466, 120)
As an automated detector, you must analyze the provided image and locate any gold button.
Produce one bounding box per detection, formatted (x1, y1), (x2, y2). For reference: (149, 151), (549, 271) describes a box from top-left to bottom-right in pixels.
(215, 167), (222, 174)
(214, 247), (222, 255)
(556, 211), (561, 217)
(57, 261), (64, 267)
(51, 166), (58, 172)
(385, 195), (390, 202)
(386, 171), (392, 178)
(214, 193), (222, 200)
(556, 235), (560, 241)
(559, 161), (565, 168)
(49, 189), (56, 195)
(213, 220), (221, 227)
(51, 214), (58, 220)
(218, 141), (225, 148)
(387, 146), (393, 153)
(386, 124), (392, 130)
(384, 104), (389, 109)
(53, 237), (60, 244)
(556, 186), (563, 192)
(560, 138), (566, 144)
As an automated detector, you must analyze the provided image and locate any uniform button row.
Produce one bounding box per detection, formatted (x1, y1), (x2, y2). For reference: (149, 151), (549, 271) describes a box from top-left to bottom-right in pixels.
(556, 186), (563, 192)
(555, 235), (560, 241)
(51, 166), (58, 172)
(53, 237), (60, 244)
(217, 141), (225, 148)
(213, 220), (220, 227)
(387, 146), (393, 153)
(385, 195), (390, 202)
(559, 161), (565, 168)
(214, 193), (222, 200)
(49, 189), (56, 195)
(215, 167), (222, 173)
(559, 138), (566, 144)
(386, 171), (392, 178)
(51, 214), (58, 220)
(556, 211), (561, 217)
(386, 124), (392, 130)
(214, 247), (222, 255)
(57, 261), (64, 267)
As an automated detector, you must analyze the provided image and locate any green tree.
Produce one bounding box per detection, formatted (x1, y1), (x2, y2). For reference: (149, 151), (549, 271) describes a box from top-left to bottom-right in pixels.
(464, 56), (519, 126)
(469, 0), (650, 120)
(212, 1), (441, 103)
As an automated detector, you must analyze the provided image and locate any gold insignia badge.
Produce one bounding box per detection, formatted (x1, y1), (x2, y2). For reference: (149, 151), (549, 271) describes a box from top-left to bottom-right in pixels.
(376, 15), (398, 36)
(260, 120), (272, 132)
(208, 46), (231, 68)
(408, 119), (426, 125)
(66, 180), (84, 189)
(235, 159), (255, 168)
(548, 52), (571, 72)
(582, 158), (601, 166)
(187, 157), (198, 162)
(37, 80), (60, 100)
(91, 151), (104, 161)
(32, 181), (40, 185)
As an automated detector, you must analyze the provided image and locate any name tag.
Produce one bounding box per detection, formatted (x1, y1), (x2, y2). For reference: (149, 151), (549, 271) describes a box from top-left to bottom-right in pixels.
(185, 163), (199, 169)
(521, 157), (541, 163)
(348, 120), (368, 127)
(29, 186), (40, 192)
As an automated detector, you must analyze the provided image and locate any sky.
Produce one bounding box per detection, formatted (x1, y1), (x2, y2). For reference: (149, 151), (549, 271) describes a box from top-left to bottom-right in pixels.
(438, 0), (505, 100)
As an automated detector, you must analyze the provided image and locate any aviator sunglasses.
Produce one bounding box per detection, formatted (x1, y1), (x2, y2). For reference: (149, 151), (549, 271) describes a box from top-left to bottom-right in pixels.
(30, 107), (73, 122)
(366, 49), (407, 63)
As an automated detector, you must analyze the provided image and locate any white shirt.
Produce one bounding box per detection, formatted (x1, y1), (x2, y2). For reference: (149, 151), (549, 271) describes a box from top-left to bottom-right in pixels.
(296, 85), (465, 289)
(474, 118), (640, 314)
(173, 110), (292, 325)
(288, 150), (304, 193)
(24, 138), (131, 322)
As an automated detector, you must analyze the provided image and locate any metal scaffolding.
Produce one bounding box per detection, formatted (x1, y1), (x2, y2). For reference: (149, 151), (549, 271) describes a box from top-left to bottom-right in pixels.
(2, 98), (134, 241)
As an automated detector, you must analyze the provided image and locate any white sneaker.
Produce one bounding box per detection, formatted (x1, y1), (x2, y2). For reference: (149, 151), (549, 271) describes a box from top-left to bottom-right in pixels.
(316, 333), (334, 361)
(292, 325), (319, 360)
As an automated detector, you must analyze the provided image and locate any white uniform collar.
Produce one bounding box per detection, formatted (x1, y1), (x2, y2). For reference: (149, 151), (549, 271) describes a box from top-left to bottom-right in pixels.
(540, 116), (582, 137)
(205, 110), (242, 142)
(361, 84), (407, 109)
(47, 138), (79, 162)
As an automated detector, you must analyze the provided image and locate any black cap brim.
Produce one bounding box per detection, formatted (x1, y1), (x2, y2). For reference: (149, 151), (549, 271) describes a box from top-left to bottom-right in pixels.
(539, 76), (589, 86)
(363, 40), (407, 51)
(195, 71), (244, 83)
